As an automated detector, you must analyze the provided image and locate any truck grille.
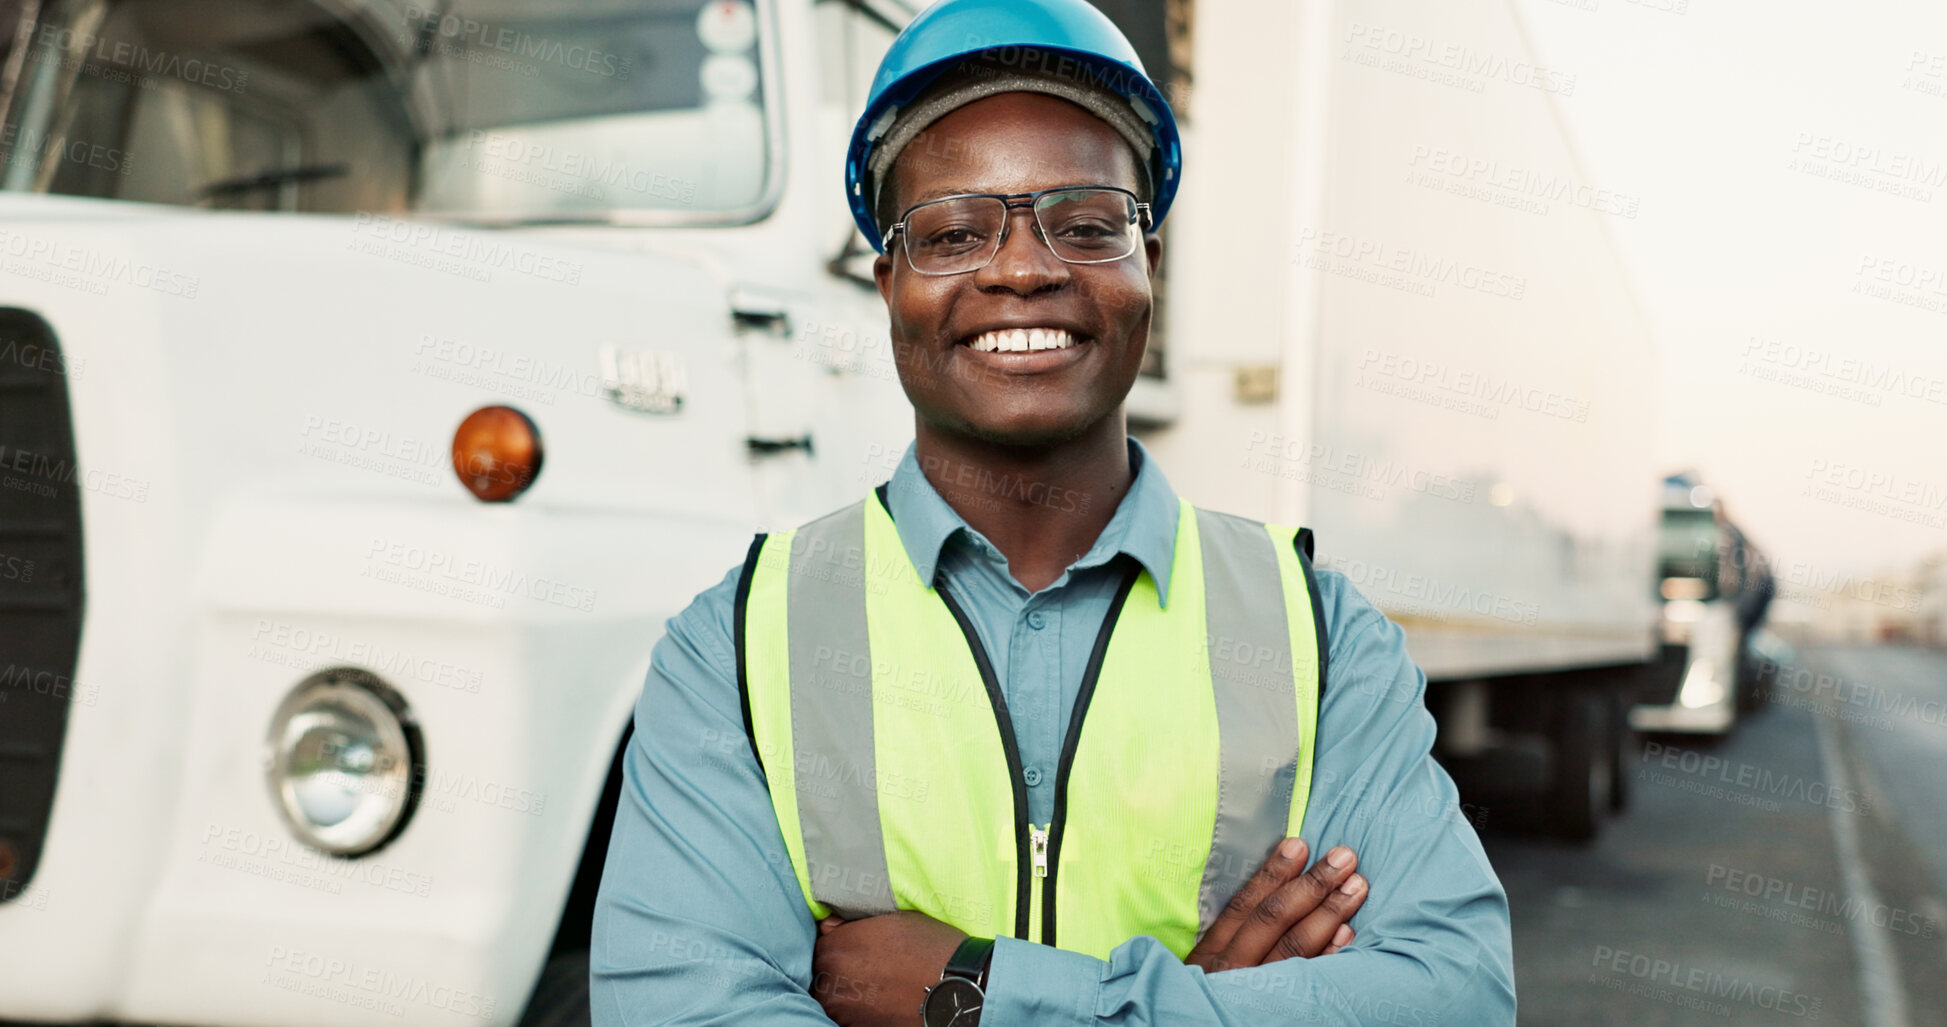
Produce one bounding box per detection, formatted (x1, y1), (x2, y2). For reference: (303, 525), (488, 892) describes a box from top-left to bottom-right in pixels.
(0, 310), (86, 903)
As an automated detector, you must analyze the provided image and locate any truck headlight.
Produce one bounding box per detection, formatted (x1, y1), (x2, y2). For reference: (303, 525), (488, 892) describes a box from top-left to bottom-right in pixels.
(264, 669), (422, 856)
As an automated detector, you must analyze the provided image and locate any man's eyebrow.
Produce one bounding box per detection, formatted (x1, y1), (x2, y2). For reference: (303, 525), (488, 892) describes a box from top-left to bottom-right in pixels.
(912, 186), (977, 204)
(908, 183), (1125, 204)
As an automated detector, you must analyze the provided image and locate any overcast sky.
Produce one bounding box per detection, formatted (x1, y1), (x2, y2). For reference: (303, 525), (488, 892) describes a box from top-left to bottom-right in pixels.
(1516, 0), (1947, 580)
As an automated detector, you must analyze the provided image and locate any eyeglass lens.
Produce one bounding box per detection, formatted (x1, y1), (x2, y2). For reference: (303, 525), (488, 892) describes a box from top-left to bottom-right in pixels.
(903, 189), (1139, 274)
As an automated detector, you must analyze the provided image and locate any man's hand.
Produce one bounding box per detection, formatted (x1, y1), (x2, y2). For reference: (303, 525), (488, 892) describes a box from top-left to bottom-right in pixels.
(812, 910), (966, 1027)
(1185, 838), (1368, 974)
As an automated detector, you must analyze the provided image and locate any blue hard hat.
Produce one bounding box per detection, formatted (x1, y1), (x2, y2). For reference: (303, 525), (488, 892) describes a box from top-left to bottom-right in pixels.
(845, 0), (1182, 252)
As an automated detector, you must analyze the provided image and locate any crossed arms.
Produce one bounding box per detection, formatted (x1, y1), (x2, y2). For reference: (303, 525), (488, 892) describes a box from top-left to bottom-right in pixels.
(590, 563), (1515, 1026)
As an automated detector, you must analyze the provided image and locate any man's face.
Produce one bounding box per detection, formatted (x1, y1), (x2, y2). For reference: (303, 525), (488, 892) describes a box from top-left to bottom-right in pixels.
(872, 92), (1164, 448)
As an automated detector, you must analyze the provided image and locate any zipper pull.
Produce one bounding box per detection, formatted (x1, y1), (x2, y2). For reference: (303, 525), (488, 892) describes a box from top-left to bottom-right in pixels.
(1030, 826), (1049, 878)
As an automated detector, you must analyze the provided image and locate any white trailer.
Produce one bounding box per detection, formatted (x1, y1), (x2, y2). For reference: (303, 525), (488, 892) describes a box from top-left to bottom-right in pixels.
(1142, 0), (1661, 838)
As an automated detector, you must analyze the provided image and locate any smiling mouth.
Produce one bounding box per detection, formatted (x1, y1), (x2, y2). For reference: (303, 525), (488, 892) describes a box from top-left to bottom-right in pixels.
(961, 327), (1084, 353)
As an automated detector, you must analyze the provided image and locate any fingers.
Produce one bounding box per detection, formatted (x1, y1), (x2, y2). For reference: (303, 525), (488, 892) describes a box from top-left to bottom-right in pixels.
(1322, 924), (1356, 956)
(817, 915), (846, 937)
(1266, 867), (1368, 963)
(1223, 845), (1359, 967)
(1194, 837), (1309, 961)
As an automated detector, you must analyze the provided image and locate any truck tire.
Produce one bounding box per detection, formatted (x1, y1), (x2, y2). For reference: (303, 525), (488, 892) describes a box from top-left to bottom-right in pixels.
(1609, 688), (1632, 813)
(1733, 633), (1765, 714)
(518, 950), (591, 1027)
(1547, 685), (1610, 841)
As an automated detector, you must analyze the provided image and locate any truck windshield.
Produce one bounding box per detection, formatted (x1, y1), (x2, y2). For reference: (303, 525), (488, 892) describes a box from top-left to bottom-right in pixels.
(1657, 508), (1721, 593)
(0, 0), (771, 220)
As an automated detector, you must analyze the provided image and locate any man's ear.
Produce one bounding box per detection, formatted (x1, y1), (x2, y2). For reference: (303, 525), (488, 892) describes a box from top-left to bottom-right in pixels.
(1143, 232), (1164, 279)
(873, 251), (895, 304)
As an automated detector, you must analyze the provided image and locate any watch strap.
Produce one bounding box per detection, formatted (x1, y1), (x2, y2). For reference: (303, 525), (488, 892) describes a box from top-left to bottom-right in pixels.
(944, 936), (995, 988)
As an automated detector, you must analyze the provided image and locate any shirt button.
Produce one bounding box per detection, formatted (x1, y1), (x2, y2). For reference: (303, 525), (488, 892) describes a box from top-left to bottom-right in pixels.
(1023, 766), (1043, 786)
(1026, 611), (1047, 630)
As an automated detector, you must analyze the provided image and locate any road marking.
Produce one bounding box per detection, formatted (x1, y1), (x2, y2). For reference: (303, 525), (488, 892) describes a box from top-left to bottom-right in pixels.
(1812, 701), (1910, 1027)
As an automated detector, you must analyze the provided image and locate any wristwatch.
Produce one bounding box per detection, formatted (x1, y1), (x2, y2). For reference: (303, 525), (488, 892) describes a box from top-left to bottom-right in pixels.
(919, 936), (993, 1026)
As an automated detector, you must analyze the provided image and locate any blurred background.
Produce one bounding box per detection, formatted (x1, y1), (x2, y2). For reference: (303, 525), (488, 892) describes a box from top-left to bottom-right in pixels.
(0, 0), (1941, 1024)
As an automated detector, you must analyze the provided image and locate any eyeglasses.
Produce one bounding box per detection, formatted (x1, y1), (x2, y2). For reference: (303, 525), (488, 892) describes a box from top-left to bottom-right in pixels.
(882, 185), (1153, 276)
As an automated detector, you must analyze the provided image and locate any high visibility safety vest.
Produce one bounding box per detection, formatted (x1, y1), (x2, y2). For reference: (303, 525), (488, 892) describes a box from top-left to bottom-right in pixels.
(734, 485), (1326, 960)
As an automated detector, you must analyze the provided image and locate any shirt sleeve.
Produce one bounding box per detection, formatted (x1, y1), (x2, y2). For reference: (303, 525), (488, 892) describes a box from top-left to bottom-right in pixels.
(980, 567), (1517, 1026)
(589, 562), (837, 1026)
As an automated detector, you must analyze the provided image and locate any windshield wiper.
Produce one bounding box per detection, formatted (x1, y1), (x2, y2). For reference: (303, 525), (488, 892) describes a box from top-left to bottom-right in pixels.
(196, 163), (351, 200)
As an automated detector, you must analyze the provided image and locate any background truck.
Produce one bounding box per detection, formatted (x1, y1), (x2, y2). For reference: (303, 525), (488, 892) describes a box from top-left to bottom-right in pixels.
(1629, 472), (1776, 734)
(0, 0), (1655, 1024)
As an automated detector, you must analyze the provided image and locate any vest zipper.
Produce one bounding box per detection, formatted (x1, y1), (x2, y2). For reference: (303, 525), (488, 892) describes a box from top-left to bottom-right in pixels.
(1041, 559), (1145, 948)
(936, 559), (1143, 948)
(934, 582), (1034, 942)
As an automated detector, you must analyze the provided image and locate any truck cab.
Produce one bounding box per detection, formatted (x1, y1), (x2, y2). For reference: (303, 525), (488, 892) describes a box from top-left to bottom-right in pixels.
(0, 0), (922, 1022)
(1630, 473), (1775, 734)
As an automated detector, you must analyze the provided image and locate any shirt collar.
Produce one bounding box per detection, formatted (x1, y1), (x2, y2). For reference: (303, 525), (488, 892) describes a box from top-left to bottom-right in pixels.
(879, 434), (1180, 606)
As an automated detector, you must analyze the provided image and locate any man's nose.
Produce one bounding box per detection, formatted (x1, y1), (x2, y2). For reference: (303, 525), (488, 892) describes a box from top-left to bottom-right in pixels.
(974, 205), (1070, 294)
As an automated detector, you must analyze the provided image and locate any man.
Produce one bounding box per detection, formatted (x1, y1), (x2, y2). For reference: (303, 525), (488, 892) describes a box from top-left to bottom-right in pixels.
(590, 1), (1514, 1023)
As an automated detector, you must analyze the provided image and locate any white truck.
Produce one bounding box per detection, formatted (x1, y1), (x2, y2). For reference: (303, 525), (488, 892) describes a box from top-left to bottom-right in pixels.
(0, 0), (1656, 1024)
(1629, 473), (1776, 734)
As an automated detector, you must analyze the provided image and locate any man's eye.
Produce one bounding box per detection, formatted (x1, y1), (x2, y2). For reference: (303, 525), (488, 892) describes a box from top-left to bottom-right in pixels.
(1053, 219), (1123, 246)
(922, 226), (989, 248)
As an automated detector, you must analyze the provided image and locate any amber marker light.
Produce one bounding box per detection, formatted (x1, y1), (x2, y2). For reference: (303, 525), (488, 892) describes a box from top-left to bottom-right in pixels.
(452, 405), (543, 502)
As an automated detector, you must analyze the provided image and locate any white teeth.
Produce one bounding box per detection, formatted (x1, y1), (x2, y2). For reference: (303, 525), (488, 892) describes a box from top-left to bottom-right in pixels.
(968, 328), (1075, 353)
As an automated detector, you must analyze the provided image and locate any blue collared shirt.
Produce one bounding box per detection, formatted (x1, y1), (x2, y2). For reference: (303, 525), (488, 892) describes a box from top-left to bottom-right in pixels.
(591, 436), (1515, 1025)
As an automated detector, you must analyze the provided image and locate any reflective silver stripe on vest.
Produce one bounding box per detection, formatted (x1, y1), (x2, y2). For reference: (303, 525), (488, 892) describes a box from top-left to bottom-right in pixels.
(1193, 508), (1301, 933)
(786, 501), (896, 918)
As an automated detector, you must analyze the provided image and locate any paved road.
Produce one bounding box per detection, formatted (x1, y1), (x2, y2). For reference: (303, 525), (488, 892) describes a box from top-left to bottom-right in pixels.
(1477, 643), (1947, 1026)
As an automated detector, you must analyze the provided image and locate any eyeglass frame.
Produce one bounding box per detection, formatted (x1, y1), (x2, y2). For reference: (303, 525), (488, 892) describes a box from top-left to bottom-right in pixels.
(879, 184), (1155, 276)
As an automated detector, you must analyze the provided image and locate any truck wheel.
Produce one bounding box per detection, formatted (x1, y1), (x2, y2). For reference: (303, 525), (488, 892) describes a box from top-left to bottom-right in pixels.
(1733, 634), (1765, 714)
(1608, 689), (1632, 814)
(518, 950), (590, 1027)
(1547, 685), (1610, 841)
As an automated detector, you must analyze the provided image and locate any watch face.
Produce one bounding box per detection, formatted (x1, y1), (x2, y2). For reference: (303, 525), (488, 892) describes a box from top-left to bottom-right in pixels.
(921, 975), (984, 1027)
